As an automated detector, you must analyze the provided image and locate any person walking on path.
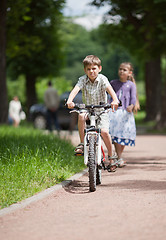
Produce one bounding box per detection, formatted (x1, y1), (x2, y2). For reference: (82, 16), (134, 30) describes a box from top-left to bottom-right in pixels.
(8, 96), (26, 127)
(109, 62), (140, 167)
(67, 55), (119, 172)
(44, 81), (60, 132)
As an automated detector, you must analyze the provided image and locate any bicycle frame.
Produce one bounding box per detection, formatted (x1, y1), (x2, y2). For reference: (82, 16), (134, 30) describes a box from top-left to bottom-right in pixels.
(84, 116), (102, 166)
(69, 102), (112, 191)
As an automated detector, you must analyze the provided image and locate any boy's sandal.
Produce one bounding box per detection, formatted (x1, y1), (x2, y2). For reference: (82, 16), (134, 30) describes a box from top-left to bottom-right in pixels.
(117, 158), (126, 168)
(74, 143), (84, 155)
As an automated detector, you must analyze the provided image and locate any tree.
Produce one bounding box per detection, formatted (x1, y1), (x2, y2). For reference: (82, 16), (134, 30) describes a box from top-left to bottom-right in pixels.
(0, 0), (8, 124)
(90, 26), (135, 80)
(61, 19), (104, 84)
(7, 0), (65, 112)
(60, 19), (133, 85)
(91, 0), (166, 123)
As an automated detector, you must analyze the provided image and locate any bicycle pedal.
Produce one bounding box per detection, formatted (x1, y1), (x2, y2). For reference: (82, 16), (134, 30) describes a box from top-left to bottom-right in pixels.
(98, 164), (102, 169)
(101, 161), (107, 170)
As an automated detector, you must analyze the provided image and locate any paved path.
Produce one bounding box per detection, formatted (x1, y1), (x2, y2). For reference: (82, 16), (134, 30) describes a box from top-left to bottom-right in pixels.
(0, 132), (166, 240)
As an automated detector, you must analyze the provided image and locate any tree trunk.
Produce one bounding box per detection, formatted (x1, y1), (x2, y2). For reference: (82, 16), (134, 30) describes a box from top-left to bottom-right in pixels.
(156, 59), (166, 129)
(0, 0), (8, 124)
(145, 57), (162, 121)
(25, 74), (37, 120)
(159, 94), (166, 128)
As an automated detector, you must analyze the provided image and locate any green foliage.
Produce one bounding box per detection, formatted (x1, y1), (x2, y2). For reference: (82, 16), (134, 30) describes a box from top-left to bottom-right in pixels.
(62, 19), (104, 67)
(137, 81), (146, 111)
(60, 19), (105, 83)
(7, 75), (73, 106)
(36, 77), (73, 103)
(7, 0), (32, 58)
(135, 111), (156, 128)
(61, 62), (85, 85)
(7, 75), (26, 104)
(60, 19), (139, 84)
(161, 56), (166, 84)
(90, 25), (143, 81)
(0, 126), (85, 208)
(134, 111), (146, 125)
(7, 0), (65, 78)
(91, 0), (166, 61)
(91, 0), (166, 125)
(6, 16), (144, 105)
(139, 95), (146, 111)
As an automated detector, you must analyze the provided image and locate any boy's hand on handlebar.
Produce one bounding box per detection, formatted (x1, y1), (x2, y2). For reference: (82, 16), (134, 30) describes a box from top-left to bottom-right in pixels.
(67, 101), (75, 109)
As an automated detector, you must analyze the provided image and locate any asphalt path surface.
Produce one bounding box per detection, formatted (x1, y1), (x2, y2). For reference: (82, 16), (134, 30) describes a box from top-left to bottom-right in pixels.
(0, 131), (166, 240)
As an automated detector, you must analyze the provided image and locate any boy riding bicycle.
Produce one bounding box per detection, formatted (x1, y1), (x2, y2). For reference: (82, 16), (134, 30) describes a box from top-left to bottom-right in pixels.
(67, 55), (119, 172)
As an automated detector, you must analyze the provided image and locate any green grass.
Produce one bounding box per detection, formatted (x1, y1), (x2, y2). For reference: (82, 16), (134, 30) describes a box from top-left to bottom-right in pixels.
(0, 126), (85, 209)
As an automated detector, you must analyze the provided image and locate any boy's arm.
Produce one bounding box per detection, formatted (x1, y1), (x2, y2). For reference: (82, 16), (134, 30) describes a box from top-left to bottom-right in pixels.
(67, 85), (80, 109)
(106, 85), (119, 111)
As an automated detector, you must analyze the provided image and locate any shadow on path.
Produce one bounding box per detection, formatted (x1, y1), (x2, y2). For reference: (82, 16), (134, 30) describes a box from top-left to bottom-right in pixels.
(101, 179), (166, 192)
(63, 179), (89, 194)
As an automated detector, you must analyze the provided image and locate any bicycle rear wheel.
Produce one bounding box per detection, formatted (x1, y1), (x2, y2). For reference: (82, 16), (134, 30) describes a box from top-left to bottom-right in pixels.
(88, 135), (96, 192)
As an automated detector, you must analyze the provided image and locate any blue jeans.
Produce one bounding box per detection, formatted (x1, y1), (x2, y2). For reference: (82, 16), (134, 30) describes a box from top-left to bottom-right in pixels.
(46, 109), (60, 131)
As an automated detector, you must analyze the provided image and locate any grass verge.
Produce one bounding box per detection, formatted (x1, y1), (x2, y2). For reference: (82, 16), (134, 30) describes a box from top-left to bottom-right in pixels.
(0, 126), (85, 209)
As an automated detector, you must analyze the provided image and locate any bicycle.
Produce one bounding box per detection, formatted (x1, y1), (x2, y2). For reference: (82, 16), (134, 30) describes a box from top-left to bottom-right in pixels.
(70, 102), (115, 192)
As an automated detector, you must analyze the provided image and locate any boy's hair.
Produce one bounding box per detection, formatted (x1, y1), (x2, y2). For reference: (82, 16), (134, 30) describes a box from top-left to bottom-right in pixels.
(83, 55), (101, 68)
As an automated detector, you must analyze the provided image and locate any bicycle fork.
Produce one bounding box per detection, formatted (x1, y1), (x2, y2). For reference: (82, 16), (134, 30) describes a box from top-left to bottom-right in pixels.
(84, 128), (102, 166)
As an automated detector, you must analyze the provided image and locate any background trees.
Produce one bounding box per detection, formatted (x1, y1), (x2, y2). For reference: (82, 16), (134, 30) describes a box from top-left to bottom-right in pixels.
(7, 0), (65, 113)
(1, 0), (165, 128)
(0, 0), (65, 123)
(0, 0), (8, 123)
(61, 19), (135, 85)
(91, 0), (166, 126)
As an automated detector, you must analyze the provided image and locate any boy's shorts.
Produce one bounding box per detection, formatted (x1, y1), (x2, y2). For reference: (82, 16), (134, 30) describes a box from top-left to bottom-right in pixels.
(96, 112), (109, 131)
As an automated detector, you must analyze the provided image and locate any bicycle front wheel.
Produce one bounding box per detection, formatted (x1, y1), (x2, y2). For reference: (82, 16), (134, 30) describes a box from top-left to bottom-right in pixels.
(96, 165), (102, 185)
(88, 135), (96, 192)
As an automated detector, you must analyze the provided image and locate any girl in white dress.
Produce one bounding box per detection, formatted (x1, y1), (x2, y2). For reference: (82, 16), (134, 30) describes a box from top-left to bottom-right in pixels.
(8, 96), (25, 127)
(109, 62), (140, 167)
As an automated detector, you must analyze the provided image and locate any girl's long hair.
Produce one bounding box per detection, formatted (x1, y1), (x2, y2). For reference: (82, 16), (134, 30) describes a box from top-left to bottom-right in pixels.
(122, 62), (140, 113)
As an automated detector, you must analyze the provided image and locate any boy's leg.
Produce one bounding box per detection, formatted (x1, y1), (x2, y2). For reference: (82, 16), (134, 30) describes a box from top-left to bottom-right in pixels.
(78, 112), (86, 143)
(74, 113), (86, 154)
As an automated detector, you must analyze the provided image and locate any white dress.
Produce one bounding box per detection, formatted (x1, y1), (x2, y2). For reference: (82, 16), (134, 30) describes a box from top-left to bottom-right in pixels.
(109, 108), (136, 146)
(9, 100), (22, 124)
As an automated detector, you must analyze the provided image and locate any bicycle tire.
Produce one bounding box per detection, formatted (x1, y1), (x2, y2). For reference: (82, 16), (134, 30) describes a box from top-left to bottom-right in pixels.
(96, 165), (102, 185)
(88, 135), (96, 192)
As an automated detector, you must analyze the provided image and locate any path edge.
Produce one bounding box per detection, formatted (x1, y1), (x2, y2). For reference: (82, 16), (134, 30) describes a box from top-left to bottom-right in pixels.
(0, 168), (88, 217)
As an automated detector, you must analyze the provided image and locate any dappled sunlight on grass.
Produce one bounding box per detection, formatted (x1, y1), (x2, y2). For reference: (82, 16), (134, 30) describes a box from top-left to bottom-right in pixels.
(0, 126), (85, 208)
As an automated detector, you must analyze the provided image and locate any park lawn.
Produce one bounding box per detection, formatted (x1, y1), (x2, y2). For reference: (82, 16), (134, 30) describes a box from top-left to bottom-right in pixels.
(0, 126), (85, 209)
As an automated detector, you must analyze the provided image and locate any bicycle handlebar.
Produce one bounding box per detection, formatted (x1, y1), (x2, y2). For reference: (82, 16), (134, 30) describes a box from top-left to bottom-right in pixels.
(64, 99), (122, 110)
(74, 103), (112, 110)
